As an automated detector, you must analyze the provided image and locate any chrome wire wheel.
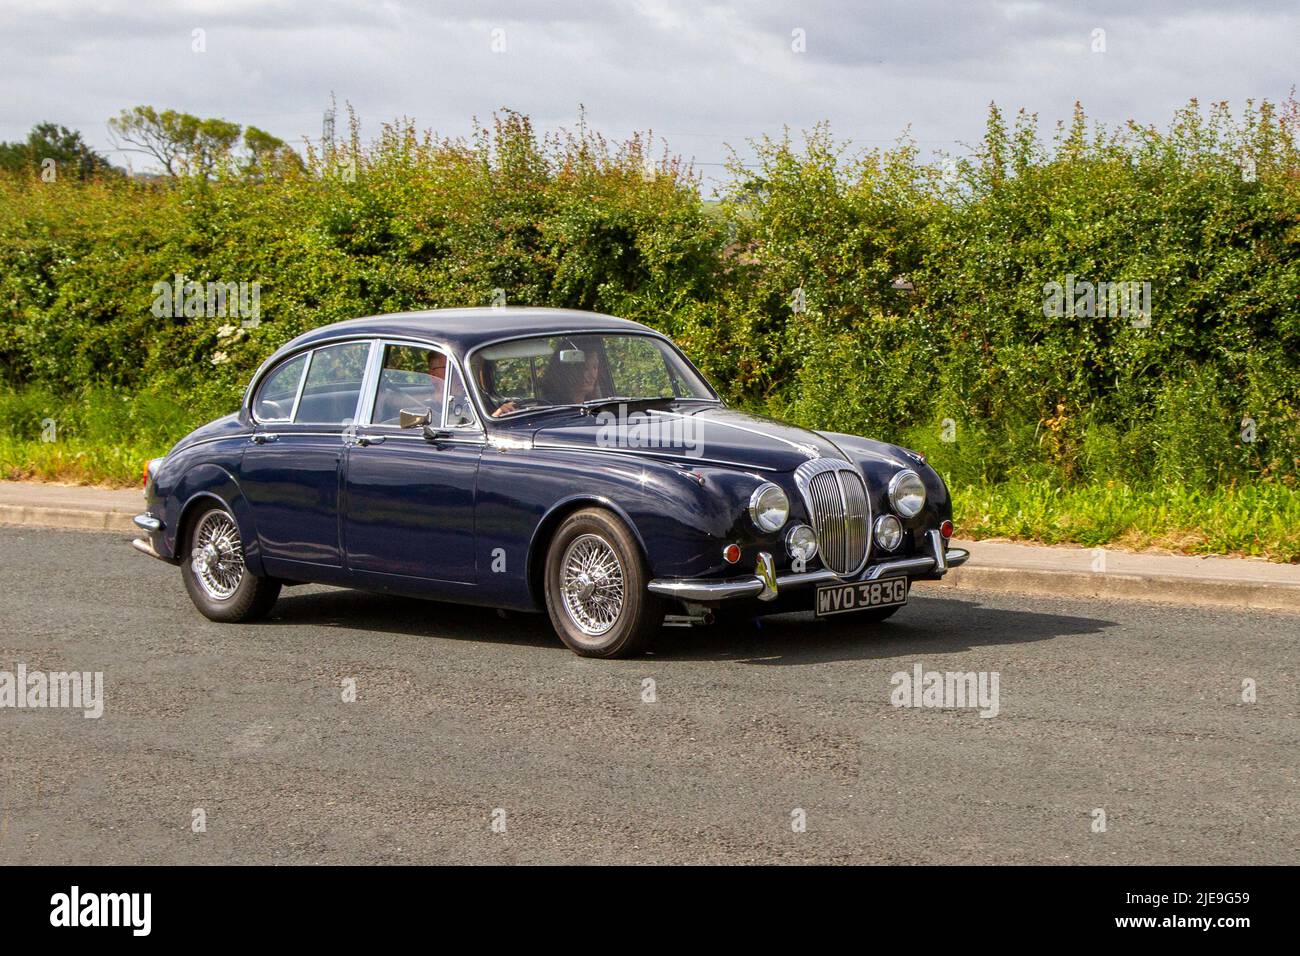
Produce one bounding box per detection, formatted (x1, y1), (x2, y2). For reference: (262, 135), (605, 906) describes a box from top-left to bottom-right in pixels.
(190, 509), (245, 602)
(559, 533), (626, 638)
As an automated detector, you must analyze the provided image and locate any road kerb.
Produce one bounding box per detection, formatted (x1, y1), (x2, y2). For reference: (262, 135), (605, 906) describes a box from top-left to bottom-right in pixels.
(0, 504), (135, 533)
(939, 565), (1300, 612)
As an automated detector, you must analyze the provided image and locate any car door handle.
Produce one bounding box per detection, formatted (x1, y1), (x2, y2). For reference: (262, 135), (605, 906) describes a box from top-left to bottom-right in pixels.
(250, 433), (279, 444)
(356, 435), (386, 447)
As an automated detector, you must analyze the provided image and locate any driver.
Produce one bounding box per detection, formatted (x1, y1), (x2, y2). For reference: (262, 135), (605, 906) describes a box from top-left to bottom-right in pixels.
(540, 348), (601, 405)
(488, 343), (602, 417)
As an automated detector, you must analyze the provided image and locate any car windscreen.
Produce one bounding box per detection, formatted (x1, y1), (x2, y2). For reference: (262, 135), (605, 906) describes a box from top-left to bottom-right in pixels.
(469, 333), (715, 419)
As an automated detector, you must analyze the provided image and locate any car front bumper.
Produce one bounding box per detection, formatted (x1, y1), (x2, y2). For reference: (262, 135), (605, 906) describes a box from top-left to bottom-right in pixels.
(647, 529), (968, 604)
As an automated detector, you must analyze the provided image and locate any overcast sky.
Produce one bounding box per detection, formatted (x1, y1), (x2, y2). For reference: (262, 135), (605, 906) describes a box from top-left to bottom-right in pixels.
(2, 0), (1295, 191)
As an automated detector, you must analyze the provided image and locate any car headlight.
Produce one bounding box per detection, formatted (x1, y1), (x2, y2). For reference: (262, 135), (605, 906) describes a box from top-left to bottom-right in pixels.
(786, 524), (818, 561)
(888, 469), (926, 518)
(748, 482), (789, 533)
(874, 515), (903, 551)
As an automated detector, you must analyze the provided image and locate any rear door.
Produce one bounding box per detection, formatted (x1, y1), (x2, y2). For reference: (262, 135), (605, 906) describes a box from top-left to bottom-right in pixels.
(240, 339), (375, 571)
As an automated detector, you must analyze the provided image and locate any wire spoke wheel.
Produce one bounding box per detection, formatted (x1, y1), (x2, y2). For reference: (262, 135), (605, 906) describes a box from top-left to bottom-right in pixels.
(559, 533), (626, 639)
(190, 509), (245, 602)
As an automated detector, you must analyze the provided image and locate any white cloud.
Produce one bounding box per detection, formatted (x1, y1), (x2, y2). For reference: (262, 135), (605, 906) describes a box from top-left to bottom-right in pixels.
(0, 0), (1294, 188)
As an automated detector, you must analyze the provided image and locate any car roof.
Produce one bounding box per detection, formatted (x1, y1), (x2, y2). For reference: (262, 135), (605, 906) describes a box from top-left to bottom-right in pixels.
(279, 307), (659, 356)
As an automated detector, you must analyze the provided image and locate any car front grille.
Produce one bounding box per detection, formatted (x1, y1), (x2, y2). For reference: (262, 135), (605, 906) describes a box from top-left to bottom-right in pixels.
(794, 459), (871, 575)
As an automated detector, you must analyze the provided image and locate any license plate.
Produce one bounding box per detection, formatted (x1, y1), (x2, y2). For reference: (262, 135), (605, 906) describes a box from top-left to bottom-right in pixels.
(815, 577), (908, 617)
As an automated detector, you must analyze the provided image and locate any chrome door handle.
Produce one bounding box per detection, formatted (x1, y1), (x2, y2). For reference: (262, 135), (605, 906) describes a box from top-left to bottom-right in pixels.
(356, 435), (386, 447)
(250, 433), (279, 444)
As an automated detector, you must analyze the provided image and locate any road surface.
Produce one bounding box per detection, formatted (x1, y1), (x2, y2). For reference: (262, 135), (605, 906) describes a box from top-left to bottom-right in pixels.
(1, 526), (1296, 864)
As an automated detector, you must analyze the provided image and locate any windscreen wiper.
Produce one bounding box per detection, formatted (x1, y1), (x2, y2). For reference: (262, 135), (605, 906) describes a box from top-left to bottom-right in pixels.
(579, 396), (677, 416)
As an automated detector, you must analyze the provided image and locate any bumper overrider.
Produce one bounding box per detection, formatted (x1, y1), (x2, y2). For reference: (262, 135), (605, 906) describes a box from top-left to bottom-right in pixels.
(647, 529), (969, 604)
(131, 513), (165, 560)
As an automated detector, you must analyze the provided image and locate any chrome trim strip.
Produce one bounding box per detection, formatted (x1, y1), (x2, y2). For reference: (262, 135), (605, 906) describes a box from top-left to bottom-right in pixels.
(286, 347), (312, 423)
(862, 556), (934, 580)
(646, 407), (831, 457)
(647, 577), (765, 600)
(779, 568), (840, 588)
(132, 513), (162, 532)
(530, 440), (778, 472)
(353, 338), (385, 426)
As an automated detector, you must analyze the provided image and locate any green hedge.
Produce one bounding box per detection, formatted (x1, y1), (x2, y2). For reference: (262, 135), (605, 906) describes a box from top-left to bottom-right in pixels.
(1, 102), (1297, 494)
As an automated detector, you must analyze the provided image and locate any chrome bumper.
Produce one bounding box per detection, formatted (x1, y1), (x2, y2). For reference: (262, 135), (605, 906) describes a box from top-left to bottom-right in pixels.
(131, 537), (163, 560)
(131, 513), (166, 561)
(133, 513), (162, 532)
(647, 529), (969, 603)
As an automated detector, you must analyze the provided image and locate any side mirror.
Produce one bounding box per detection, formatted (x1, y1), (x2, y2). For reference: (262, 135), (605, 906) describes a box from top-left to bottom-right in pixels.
(399, 407), (432, 429)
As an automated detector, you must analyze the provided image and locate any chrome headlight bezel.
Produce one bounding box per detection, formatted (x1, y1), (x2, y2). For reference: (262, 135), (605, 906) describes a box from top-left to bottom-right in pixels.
(874, 514), (903, 551)
(785, 523), (818, 561)
(748, 482), (790, 533)
(888, 469), (926, 518)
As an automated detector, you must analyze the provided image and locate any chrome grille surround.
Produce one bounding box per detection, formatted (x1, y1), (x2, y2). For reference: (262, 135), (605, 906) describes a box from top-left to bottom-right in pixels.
(792, 458), (872, 577)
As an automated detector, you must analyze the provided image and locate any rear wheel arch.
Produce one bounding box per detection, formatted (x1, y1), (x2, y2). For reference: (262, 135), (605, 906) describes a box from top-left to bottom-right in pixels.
(176, 488), (265, 577)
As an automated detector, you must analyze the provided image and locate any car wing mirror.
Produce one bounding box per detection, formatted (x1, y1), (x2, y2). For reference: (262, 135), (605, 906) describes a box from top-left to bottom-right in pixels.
(399, 407), (432, 429)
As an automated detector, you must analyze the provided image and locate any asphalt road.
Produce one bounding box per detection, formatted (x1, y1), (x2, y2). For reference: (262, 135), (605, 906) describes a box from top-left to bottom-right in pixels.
(1, 525), (1297, 865)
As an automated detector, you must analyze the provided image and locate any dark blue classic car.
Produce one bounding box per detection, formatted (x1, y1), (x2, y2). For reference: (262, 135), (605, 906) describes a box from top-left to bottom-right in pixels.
(132, 308), (968, 657)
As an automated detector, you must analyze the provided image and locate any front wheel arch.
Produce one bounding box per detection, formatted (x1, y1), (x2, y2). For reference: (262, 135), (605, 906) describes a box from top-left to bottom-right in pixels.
(526, 495), (651, 609)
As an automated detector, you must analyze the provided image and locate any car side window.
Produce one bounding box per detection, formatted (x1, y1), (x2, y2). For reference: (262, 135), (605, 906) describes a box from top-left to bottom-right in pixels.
(370, 344), (446, 426)
(445, 365), (478, 429)
(294, 342), (371, 425)
(252, 352), (308, 422)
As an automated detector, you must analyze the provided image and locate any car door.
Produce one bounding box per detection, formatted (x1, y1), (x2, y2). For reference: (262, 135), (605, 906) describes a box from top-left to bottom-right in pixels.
(342, 341), (483, 585)
(240, 339), (375, 572)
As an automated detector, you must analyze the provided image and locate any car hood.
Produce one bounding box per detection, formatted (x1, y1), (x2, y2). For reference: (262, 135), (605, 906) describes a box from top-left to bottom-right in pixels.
(528, 404), (852, 472)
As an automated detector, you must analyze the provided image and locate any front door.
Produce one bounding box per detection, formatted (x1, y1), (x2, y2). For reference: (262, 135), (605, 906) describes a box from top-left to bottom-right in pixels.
(342, 343), (483, 584)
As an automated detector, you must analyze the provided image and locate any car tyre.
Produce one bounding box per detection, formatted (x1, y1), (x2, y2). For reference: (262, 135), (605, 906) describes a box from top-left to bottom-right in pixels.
(544, 507), (662, 658)
(181, 504), (281, 623)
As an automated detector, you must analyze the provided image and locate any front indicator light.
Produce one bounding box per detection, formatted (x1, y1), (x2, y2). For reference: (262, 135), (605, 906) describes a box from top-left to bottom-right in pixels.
(940, 519), (953, 539)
